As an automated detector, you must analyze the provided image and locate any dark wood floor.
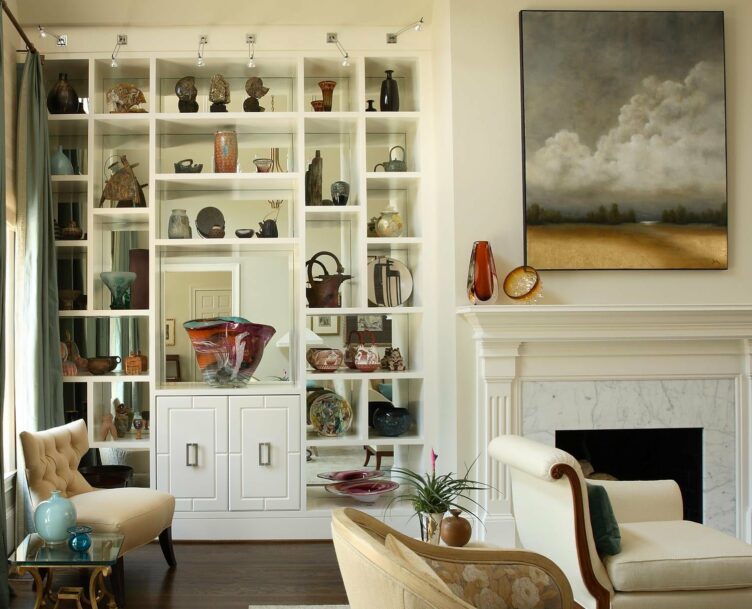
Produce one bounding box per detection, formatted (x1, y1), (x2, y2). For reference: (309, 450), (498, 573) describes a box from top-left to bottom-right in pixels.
(10, 541), (349, 609)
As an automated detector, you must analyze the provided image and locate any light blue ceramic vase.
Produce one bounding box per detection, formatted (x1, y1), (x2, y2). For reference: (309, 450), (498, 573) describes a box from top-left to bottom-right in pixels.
(34, 490), (77, 544)
(50, 146), (74, 175)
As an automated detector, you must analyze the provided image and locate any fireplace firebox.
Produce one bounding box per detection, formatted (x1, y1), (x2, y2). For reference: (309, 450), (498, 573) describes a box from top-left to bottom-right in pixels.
(556, 428), (702, 523)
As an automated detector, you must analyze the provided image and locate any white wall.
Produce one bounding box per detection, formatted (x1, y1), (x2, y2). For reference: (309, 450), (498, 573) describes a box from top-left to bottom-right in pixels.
(450, 0), (752, 306)
(449, 0), (752, 468)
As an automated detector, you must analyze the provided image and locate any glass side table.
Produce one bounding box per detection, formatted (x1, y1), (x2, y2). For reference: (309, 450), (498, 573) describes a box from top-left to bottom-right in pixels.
(10, 533), (124, 609)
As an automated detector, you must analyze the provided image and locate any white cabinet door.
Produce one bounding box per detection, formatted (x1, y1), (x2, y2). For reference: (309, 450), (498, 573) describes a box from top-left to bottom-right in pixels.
(156, 396), (228, 512)
(229, 395), (300, 511)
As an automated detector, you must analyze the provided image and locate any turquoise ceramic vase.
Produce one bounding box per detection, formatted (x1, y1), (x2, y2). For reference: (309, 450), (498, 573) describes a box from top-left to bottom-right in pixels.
(100, 271), (136, 309)
(34, 490), (77, 544)
(50, 146), (74, 175)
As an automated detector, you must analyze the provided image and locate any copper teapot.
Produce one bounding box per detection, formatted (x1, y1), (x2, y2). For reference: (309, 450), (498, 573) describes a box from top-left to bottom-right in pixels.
(306, 251), (352, 308)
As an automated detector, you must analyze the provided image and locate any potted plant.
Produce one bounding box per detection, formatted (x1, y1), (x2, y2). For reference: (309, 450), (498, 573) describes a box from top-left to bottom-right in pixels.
(388, 450), (489, 544)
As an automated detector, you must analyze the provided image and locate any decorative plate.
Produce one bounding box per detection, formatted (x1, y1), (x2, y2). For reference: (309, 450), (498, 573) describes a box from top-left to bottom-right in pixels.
(317, 469), (384, 482)
(309, 391), (353, 437)
(195, 206), (225, 239)
(325, 479), (399, 503)
(367, 256), (413, 307)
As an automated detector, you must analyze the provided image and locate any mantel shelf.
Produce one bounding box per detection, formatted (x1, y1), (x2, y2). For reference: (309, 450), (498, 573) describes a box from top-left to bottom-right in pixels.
(457, 305), (752, 341)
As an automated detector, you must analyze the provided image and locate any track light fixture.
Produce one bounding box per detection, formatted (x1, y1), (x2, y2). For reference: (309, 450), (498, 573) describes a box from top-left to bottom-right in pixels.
(110, 34), (127, 68)
(246, 34), (256, 68)
(37, 25), (67, 47)
(197, 35), (208, 67)
(387, 17), (424, 44)
(326, 33), (350, 67)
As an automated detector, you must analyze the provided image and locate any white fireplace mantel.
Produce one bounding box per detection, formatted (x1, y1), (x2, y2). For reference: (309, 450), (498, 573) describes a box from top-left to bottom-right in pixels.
(457, 304), (752, 546)
(458, 304), (752, 342)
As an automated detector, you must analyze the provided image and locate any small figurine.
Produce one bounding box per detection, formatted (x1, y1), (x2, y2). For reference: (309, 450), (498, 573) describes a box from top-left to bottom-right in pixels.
(113, 398), (132, 438)
(381, 347), (406, 372)
(99, 413), (118, 441)
(243, 77), (269, 112)
(106, 83), (147, 113)
(209, 74), (230, 112)
(175, 76), (199, 113)
(60, 342), (78, 377)
(133, 418), (144, 440)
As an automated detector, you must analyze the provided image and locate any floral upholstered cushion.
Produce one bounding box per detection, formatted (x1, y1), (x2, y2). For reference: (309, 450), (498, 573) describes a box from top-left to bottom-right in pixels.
(425, 558), (565, 609)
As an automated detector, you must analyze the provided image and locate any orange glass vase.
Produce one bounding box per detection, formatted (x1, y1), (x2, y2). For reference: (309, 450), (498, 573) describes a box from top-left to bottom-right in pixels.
(467, 241), (498, 304)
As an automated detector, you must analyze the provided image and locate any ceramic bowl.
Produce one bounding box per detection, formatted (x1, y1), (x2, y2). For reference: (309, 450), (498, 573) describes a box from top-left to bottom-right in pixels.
(235, 228), (254, 238)
(87, 357), (117, 375)
(253, 158), (274, 173)
(174, 159), (203, 173)
(58, 289), (82, 310)
(306, 347), (344, 372)
(373, 406), (412, 437)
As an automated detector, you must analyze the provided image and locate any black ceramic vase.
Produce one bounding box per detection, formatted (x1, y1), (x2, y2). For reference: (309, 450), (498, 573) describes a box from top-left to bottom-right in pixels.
(47, 73), (80, 114)
(379, 70), (400, 112)
(373, 406), (411, 437)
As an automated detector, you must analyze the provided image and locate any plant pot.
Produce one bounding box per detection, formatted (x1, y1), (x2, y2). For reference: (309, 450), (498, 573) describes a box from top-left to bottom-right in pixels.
(419, 512), (444, 545)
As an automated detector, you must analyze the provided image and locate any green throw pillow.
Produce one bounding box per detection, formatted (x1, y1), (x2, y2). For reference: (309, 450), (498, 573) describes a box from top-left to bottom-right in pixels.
(586, 483), (621, 556)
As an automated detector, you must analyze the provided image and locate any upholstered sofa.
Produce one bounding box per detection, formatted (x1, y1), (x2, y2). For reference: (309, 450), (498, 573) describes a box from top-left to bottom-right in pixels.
(332, 507), (575, 609)
(489, 434), (752, 609)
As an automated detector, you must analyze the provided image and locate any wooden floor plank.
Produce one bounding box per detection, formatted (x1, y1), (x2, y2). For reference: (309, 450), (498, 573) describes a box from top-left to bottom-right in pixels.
(10, 541), (348, 609)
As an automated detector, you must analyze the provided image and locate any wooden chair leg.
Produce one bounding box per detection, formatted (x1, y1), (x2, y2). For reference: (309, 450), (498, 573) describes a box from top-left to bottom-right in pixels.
(110, 556), (125, 608)
(363, 445), (371, 467)
(159, 527), (177, 568)
(376, 453), (382, 470)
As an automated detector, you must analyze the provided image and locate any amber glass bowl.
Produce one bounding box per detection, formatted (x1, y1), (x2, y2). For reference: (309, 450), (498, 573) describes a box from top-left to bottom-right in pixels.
(502, 266), (542, 302)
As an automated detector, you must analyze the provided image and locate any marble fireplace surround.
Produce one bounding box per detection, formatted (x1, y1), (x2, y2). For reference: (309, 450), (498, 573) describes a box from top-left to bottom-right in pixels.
(458, 305), (752, 546)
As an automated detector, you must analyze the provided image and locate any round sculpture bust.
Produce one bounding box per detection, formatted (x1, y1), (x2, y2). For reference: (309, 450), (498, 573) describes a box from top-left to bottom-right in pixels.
(243, 76), (269, 112)
(209, 74), (231, 112)
(175, 76), (199, 113)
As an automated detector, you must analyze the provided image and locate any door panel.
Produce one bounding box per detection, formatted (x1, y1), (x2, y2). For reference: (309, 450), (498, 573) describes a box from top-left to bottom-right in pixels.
(229, 395), (301, 511)
(156, 396), (228, 512)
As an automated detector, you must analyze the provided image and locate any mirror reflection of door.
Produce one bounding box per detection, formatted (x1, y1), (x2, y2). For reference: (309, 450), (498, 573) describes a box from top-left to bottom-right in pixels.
(163, 266), (238, 383)
(192, 288), (232, 381)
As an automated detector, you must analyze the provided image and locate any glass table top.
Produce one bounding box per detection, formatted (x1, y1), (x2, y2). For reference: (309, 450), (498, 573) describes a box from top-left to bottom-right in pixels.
(11, 534), (124, 567)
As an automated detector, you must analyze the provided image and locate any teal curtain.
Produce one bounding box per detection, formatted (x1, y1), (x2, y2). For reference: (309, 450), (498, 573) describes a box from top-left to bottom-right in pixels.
(17, 52), (64, 431)
(0, 15), (10, 607)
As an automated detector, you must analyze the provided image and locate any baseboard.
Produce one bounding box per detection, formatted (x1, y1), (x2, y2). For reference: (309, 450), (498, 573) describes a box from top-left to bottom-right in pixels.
(478, 513), (517, 547)
(170, 512), (420, 540)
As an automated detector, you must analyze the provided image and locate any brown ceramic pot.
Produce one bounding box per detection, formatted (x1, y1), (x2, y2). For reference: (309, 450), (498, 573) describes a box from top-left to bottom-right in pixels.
(440, 509), (472, 547)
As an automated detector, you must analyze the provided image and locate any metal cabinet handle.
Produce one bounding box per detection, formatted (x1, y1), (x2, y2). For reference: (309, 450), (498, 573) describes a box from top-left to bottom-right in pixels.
(186, 443), (198, 467)
(258, 442), (271, 466)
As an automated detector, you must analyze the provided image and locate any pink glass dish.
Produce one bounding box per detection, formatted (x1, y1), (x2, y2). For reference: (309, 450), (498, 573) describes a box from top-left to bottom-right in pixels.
(317, 469), (384, 482)
(325, 479), (399, 503)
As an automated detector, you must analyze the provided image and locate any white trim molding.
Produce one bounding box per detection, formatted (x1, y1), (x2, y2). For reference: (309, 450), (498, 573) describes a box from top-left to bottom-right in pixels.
(458, 305), (752, 546)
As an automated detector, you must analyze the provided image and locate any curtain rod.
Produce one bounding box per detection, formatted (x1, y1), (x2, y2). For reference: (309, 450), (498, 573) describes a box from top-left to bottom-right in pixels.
(1, 1), (37, 54)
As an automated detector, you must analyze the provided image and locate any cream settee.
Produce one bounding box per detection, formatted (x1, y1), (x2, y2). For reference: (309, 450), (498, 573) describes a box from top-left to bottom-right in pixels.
(489, 434), (752, 609)
(332, 507), (575, 609)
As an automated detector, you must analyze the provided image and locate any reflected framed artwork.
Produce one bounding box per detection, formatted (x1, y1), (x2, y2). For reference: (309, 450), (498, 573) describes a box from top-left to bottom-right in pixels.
(520, 11), (727, 270)
(312, 315), (338, 335)
(344, 315), (392, 346)
(165, 318), (176, 346)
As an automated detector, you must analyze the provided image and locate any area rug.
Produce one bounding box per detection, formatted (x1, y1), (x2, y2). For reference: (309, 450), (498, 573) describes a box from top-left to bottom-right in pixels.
(249, 605), (349, 609)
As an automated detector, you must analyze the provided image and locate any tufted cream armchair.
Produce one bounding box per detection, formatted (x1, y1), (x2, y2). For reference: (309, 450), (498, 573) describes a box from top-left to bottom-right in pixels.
(489, 434), (752, 609)
(20, 419), (176, 603)
(332, 507), (575, 609)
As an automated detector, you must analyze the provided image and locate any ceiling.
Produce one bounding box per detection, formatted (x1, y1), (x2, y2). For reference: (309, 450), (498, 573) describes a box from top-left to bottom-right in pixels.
(17, 0), (433, 27)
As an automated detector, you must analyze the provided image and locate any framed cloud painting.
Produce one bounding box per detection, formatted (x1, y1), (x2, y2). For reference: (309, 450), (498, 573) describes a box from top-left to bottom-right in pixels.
(520, 11), (727, 270)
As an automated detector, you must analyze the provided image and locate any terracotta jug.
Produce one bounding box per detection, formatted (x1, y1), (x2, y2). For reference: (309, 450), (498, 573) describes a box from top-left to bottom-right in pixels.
(305, 251), (352, 308)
